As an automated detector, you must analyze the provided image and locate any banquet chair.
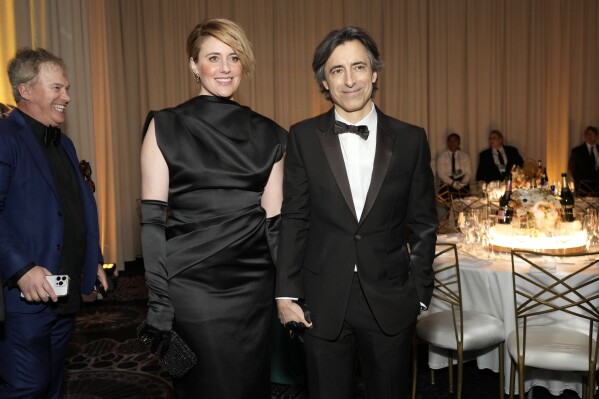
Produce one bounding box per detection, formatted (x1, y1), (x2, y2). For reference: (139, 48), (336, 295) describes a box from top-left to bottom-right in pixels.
(576, 180), (599, 198)
(508, 250), (599, 399)
(574, 185), (599, 215)
(436, 184), (459, 233)
(412, 243), (505, 399)
(450, 190), (488, 217)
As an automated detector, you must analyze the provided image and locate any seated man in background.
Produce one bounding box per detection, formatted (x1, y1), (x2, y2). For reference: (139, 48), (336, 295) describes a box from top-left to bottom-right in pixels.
(476, 129), (523, 183)
(568, 125), (599, 196)
(436, 132), (472, 199)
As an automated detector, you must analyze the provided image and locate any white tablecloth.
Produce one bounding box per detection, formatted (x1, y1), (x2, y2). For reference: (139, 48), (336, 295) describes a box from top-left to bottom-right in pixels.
(427, 246), (599, 396)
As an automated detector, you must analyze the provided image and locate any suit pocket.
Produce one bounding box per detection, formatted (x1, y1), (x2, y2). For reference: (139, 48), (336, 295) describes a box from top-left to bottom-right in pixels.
(384, 250), (410, 279)
(384, 170), (410, 182)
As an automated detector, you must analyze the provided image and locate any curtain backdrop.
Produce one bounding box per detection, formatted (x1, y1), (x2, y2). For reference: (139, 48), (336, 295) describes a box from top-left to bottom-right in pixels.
(1, 0), (598, 269)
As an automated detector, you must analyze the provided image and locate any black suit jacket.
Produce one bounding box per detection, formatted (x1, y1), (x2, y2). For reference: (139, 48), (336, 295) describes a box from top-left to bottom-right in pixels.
(0, 273), (4, 322)
(276, 107), (438, 340)
(568, 143), (599, 194)
(476, 145), (524, 182)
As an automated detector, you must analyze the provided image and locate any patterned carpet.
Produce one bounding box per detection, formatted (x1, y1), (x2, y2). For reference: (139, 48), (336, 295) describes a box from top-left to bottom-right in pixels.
(58, 262), (592, 399)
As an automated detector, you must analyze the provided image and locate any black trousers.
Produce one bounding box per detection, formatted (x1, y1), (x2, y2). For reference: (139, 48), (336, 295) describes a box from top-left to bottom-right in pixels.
(303, 273), (415, 399)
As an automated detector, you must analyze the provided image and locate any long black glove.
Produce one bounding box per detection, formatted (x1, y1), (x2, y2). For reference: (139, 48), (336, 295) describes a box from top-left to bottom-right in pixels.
(139, 200), (197, 378)
(140, 200), (173, 333)
(137, 320), (197, 378)
(265, 214), (281, 263)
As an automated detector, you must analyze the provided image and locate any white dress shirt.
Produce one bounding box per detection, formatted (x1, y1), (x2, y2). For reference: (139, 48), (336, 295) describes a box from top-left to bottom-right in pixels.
(436, 149), (472, 188)
(335, 104), (378, 221)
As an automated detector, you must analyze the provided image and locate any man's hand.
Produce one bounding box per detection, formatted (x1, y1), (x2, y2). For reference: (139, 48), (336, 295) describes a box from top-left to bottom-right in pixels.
(96, 264), (109, 297)
(17, 266), (57, 302)
(276, 299), (313, 328)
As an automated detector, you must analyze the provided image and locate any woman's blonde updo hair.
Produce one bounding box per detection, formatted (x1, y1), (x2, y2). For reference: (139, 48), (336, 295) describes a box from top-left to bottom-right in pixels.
(187, 18), (255, 77)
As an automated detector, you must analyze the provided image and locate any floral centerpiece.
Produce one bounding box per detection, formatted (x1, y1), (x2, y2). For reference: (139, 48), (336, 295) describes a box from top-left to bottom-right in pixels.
(510, 187), (562, 233)
(487, 166), (586, 253)
(506, 166), (563, 233)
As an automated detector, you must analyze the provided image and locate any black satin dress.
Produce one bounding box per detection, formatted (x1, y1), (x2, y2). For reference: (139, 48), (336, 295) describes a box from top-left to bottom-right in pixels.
(145, 96), (286, 398)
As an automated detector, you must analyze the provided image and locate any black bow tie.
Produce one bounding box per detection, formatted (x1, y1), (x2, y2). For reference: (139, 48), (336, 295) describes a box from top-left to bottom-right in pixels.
(333, 121), (369, 140)
(43, 126), (62, 147)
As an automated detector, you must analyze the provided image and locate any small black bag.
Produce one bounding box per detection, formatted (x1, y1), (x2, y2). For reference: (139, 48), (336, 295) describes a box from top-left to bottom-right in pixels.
(137, 320), (197, 378)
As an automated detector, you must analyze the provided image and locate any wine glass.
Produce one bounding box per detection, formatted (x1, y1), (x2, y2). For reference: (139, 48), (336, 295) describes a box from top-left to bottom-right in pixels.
(583, 214), (598, 258)
(460, 211), (476, 252)
(554, 223), (571, 255)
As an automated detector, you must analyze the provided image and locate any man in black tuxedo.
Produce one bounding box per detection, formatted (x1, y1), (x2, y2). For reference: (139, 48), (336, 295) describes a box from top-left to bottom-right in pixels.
(275, 26), (437, 398)
(476, 129), (524, 182)
(568, 126), (599, 195)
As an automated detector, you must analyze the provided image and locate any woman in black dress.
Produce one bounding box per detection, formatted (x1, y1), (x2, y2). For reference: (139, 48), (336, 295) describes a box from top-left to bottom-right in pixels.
(139, 19), (286, 398)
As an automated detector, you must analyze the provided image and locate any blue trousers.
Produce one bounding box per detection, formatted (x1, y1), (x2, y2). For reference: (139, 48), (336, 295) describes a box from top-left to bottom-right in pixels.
(0, 307), (75, 399)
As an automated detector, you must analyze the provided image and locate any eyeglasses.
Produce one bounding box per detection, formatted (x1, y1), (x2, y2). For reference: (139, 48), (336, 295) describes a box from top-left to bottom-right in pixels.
(79, 160), (96, 193)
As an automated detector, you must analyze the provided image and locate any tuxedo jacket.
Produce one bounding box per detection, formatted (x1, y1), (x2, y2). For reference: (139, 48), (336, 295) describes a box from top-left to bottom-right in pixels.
(475, 145), (524, 182)
(569, 143), (599, 187)
(276, 107), (438, 340)
(0, 110), (102, 314)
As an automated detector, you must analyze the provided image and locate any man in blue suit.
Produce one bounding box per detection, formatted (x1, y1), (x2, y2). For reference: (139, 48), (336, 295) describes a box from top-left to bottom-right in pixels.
(0, 48), (107, 398)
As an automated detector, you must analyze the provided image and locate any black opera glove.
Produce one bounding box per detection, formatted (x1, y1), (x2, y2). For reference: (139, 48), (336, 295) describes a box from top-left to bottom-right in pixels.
(140, 200), (174, 333)
(265, 214), (281, 263)
(284, 299), (312, 342)
(137, 320), (197, 378)
(137, 320), (171, 357)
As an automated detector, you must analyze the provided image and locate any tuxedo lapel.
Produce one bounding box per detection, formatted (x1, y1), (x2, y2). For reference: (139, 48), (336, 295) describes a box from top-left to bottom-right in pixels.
(317, 113), (358, 221)
(359, 114), (393, 225)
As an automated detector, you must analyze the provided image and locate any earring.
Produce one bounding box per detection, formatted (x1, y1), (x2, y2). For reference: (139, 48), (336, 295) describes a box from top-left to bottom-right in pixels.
(195, 73), (200, 84)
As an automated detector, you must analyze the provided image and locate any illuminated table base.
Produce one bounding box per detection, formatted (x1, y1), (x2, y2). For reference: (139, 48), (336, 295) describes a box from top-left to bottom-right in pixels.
(489, 224), (587, 254)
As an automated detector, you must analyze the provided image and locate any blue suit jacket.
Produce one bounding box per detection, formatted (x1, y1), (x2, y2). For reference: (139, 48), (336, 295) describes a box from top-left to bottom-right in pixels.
(0, 110), (102, 313)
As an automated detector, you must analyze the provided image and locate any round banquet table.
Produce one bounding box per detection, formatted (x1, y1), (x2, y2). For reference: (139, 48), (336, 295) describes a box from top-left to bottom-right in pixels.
(428, 240), (599, 397)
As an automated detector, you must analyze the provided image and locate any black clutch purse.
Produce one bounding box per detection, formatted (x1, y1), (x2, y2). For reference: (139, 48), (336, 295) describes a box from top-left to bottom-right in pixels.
(137, 320), (197, 378)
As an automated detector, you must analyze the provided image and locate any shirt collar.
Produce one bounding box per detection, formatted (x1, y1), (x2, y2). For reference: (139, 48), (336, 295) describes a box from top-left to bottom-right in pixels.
(334, 102), (376, 127)
(16, 108), (47, 147)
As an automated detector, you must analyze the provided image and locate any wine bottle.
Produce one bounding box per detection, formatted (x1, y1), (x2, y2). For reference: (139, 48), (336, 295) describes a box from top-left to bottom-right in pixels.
(559, 173), (575, 222)
(497, 173), (514, 224)
(540, 167), (548, 187)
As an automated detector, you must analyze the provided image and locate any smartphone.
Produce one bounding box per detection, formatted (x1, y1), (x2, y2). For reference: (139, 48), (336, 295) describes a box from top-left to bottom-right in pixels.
(20, 275), (70, 298)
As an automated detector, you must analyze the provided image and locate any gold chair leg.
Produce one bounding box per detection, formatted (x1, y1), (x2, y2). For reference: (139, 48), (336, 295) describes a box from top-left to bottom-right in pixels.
(457, 348), (463, 399)
(448, 351), (454, 393)
(430, 368), (436, 385)
(509, 360), (515, 399)
(587, 367), (597, 399)
(517, 356), (525, 399)
(498, 342), (505, 399)
(411, 335), (417, 399)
